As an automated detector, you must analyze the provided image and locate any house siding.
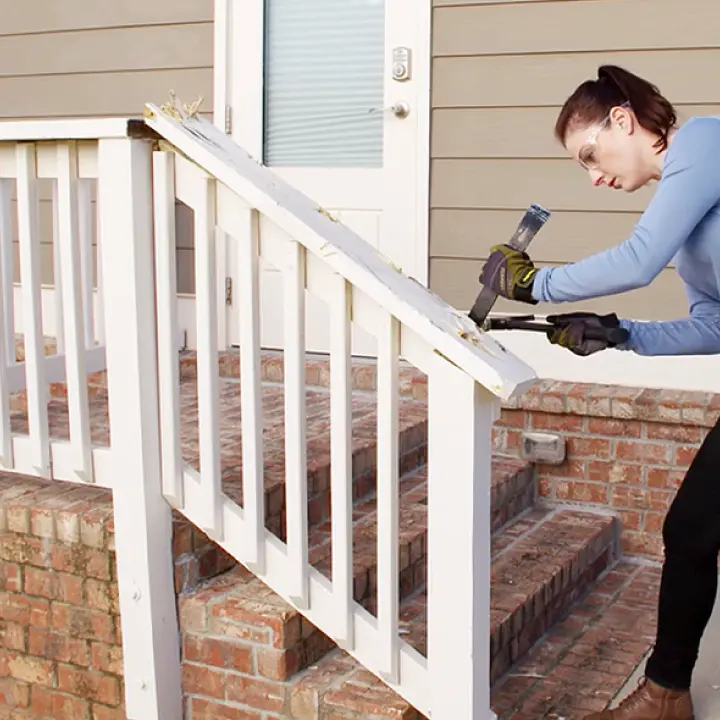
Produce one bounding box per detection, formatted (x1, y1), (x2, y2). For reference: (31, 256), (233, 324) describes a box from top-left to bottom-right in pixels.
(428, 0), (720, 321)
(1, 0), (214, 292)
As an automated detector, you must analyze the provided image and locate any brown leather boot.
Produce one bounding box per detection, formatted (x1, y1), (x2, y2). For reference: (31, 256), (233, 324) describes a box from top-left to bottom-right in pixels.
(584, 677), (694, 719)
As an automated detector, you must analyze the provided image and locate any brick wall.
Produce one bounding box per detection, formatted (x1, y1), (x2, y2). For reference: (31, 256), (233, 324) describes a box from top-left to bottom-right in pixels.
(0, 473), (235, 719)
(493, 381), (717, 560)
(0, 475), (124, 719)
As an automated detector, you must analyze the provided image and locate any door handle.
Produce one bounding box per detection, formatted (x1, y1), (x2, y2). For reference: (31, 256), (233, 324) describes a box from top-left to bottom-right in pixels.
(391, 101), (410, 119)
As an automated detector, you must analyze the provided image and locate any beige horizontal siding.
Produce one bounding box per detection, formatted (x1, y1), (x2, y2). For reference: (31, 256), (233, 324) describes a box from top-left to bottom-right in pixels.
(1, 2), (212, 294)
(2, 0), (212, 36)
(432, 105), (719, 159)
(433, 50), (720, 108)
(430, 209), (645, 264)
(430, 258), (688, 322)
(429, 0), (720, 322)
(0, 24), (213, 78)
(433, 0), (720, 56)
(431, 159), (656, 212)
(0, 69), (212, 120)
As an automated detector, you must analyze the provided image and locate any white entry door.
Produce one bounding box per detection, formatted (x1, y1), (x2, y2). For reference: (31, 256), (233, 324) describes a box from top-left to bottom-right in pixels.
(217, 0), (429, 355)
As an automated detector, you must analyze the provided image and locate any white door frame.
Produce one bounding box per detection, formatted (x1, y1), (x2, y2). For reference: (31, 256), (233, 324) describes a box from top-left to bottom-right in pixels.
(212, 0), (432, 286)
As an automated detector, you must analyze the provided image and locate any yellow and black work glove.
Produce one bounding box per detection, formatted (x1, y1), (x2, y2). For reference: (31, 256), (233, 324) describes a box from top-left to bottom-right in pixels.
(546, 312), (623, 357)
(479, 244), (539, 304)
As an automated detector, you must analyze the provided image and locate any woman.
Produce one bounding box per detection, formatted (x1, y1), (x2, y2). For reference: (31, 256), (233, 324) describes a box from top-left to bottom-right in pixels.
(480, 65), (720, 720)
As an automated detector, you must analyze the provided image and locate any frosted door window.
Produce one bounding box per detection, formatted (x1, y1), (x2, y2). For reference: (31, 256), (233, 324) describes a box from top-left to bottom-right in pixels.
(263, 0), (385, 168)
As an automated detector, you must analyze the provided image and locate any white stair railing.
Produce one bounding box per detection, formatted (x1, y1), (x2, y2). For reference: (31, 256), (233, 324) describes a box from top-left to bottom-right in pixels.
(0, 120), (183, 720)
(0, 127), (107, 483)
(146, 104), (537, 719)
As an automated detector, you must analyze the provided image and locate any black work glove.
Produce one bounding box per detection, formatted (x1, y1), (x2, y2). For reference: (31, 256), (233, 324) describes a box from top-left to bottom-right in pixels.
(479, 244), (539, 305)
(546, 312), (624, 357)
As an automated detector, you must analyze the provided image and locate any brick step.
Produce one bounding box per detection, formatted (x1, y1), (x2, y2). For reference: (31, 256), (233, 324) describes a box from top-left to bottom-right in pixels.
(179, 506), (619, 719)
(180, 456), (535, 685)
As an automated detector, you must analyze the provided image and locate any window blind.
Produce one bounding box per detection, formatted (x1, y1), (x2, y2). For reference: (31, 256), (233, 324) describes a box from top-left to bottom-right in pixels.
(263, 0), (385, 168)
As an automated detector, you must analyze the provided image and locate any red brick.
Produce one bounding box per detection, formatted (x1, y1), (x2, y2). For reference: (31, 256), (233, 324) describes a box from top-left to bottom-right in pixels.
(0, 621), (26, 651)
(51, 544), (111, 581)
(555, 481), (608, 504)
(537, 459), (585, 479)
(611, 487), (653, 511)
(0, 677), (30, 708)
(91, 704), (127, 720)
(617, 511), (642, 531)
(587, 418), (642, 437)
(645, 423), (704, 443)
(644, 512), (665, 534)
(85, 580), (115, 614)
(57, 664), (120, 706)
(647, 468), (685, 490)
(1, 650), (54, 686)
(256, 647), (301, 680)
(674, 445), (698, 468)
(587, 461), (642, 486)
(566, 436), (612, 459)
(24, 568), (84, 606)
(0, 564), (22, 593)
(496, 409), (526, 428)
(28, 627), (89, 666)
(182, 662), (226, 699)
(51, 604), (115, 643)
(188, 697), (261, 719)
(182, 634), (253, 673)
(224, 674), (286, 712)
(615, 441), (670, 464)
(29, 686), (91, 720)
(622, 531), (664, 559)
(0, 593), (50, 627)
(529, 413), (584, 432)
(90, 642), (123, 676)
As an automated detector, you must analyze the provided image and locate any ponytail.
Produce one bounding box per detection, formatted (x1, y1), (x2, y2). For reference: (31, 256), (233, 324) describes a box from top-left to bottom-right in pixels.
(555, 65), (677, 152)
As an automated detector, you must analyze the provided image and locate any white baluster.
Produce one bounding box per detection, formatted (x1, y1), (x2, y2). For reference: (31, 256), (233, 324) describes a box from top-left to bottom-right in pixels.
(194, 175), (222, 538)
(16, 143), (50, 477)
(51, 178), (65, 353)
(0, 179), (12, 467)
(330, 273), (353, 647)
(77, 178), (95, 348)
(56, 141), (92, 482)
(152, 151), (183, 507)
(0, 179), (14, 367)
(427, 358), (497, 720)
(377, 311), (400, 683)
(284, 240), (308, 608)
(238, 206), (265, 573)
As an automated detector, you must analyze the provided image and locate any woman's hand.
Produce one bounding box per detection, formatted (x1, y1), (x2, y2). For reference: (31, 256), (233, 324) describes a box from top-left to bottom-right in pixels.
(546, 312), (624, 356)
(479, 245), (539, 304)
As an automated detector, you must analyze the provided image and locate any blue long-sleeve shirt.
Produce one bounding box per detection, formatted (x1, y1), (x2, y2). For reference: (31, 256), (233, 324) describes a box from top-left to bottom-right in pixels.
(531, 115), (720, 356)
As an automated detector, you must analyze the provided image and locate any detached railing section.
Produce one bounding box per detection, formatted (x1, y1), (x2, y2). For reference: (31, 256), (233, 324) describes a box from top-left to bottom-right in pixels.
(145, 105), (537, 720)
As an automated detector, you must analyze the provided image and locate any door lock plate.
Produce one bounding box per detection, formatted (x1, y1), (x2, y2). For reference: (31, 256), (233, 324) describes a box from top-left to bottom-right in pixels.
(392, 47), (411, 82)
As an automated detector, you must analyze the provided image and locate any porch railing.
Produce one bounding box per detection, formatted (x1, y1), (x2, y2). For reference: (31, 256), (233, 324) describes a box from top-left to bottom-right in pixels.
(0, 109), (537, 720)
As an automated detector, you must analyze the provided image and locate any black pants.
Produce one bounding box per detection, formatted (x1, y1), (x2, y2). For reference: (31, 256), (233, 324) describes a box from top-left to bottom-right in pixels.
(644, 415), (720, 690)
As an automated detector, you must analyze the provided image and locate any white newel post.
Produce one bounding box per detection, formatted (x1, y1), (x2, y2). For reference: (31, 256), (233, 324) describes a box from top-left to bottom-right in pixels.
(427, 359), (499, 720)
(97, 136), (183, 719)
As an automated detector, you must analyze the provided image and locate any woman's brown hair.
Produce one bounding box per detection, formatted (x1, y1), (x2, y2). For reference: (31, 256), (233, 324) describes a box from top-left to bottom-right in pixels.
(554, 65), (677, 153)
